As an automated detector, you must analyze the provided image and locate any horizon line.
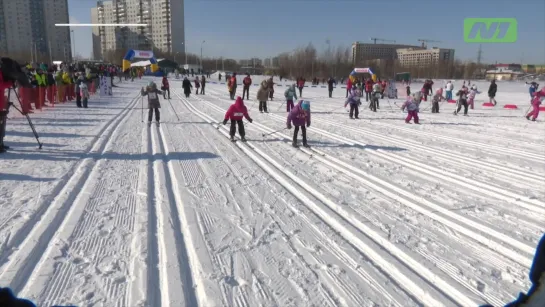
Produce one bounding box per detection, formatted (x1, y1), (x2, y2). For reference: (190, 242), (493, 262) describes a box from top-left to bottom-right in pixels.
(56, 23), (148, 27)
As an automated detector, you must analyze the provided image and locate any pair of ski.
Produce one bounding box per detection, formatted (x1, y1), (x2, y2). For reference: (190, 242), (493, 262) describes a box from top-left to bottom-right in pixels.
(230, 137), (247, 143)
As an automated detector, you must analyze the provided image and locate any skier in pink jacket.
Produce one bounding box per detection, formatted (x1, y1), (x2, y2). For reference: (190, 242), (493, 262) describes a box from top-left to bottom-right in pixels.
(401, 92), (422, 124)
(527, 88), (545, 121)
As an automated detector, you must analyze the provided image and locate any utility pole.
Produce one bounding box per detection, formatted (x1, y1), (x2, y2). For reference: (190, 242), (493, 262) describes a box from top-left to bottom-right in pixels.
(476, 44), (483, 65)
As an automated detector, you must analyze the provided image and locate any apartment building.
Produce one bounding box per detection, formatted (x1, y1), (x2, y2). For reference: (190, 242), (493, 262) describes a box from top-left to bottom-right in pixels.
(95, 0), (185, 58)
(396, 47), (455, 67)
(351, 42), (422, 63)
(263, 57), (279, 68)
(0, 0), (72, 61)
(91, 7), (102, 60)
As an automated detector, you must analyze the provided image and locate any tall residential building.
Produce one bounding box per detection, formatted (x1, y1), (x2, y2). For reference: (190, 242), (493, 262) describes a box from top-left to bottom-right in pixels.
(91, 7), (102, 60)
(95, 0), (185, 59)
(396, 47), (455, 67)
(0, 0), (72, 61)
(239, 58), (262, 67)
(263, 58), (271, 67)
(351, 42), (422, 63)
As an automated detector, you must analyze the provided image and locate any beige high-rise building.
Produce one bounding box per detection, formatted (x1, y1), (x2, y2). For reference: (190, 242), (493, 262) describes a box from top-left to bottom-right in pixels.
(0, 0), (72, 62)
(396, 47), (455, 67)
(351, 42), (423, 63)
(95, 0), (185, 60)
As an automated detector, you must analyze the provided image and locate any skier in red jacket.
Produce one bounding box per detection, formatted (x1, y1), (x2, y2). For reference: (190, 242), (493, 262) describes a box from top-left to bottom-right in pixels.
(242, 73), (252, 100)
(223, 96), (253, 142)
(161, 76), (170, 99)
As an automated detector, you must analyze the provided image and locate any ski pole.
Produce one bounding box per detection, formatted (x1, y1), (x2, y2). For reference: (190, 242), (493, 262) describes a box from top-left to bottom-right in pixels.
(276, 101), (285, 111)
(326, 106), (345, 113)
(261, 127), (286, 137)
(12, 88), (43, 149)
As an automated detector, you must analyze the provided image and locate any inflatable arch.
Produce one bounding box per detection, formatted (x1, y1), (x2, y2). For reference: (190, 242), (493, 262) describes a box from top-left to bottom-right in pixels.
(122, 49), (159, 73)
(349, 67), (377, 83)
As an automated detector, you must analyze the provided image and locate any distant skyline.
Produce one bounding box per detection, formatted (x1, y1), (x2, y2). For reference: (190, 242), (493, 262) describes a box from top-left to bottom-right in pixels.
(68, 0), (545, 64)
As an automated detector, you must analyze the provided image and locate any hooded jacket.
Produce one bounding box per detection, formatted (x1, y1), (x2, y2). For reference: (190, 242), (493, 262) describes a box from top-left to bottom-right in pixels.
(182, 78), (192, 94)
(224, 96), (252, 121)
(243, 76), (252, 86)
(256, 80), (269, 101)
(488, 81), (497, 96)
(287, 100), (311, 127)
(284, 85), (298, 100)
(346, 88), (361, 105)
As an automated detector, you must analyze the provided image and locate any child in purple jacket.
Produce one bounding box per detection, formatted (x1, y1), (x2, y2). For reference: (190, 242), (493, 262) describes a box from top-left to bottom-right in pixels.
(287, 100), (311, 148)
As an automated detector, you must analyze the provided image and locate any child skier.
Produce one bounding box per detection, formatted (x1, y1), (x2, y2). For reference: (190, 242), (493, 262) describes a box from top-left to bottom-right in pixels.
(161, 76), (171, 99)
(80, 81), (90, 108)
(370, 82), (382, 112)
(194, 77), (200, 95)
(401, 92), (422, 124)
(431, 88), (445, 113)
(141, 81), (163, 126)
(284, 84), (298, 112)
(345, 87), (362, 119)
(468, 85), (480, 109)
(406, 85), (411, 97)
(257, 80), (269, 113)
(287, 100), (311, 148)
(454, 86), (469, 116)
(182, 77), (192, 98)
(526, 88), (545, 121)
(223, 96), (253, 141)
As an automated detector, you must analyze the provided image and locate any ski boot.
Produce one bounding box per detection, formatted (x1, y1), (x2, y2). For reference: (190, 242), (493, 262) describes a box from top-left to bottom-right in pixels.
(147, 122), (152, 127)
(302, 142), (310, 148)
(532, 118), (536, 122)
(240, 137), (247, 142)
(526, 116), (531, 120)
(292, 141), (299, 148)
(156, 121), (160, 127)
(230, 136), (236, 142)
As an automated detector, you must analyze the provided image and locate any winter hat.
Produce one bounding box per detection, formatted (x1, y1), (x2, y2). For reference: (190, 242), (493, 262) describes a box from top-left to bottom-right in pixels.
(301, 100), (310, 111)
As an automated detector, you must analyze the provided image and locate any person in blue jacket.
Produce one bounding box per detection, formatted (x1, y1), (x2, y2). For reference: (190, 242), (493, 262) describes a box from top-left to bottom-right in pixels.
(528, 82), (539, 99)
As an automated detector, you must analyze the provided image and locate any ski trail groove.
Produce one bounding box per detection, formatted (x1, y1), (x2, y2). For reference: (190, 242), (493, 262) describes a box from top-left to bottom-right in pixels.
(194, 95), (534, 266)
(259, 110), (545, 213)
(208, 88), (543, 184)
(0, 94), (140, 295)
(0, 93), (141, 260)
(176, 91), (477, 307)
(178, 119), (393, 306)
(148, 124), (200, 307)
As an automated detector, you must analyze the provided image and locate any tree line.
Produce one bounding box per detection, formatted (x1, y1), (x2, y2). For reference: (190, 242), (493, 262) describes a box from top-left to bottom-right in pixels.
(3, 42), (487, 80)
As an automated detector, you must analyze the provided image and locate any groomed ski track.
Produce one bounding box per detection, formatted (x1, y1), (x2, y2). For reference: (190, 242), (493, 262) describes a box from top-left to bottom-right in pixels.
(0, 79), (542, 307)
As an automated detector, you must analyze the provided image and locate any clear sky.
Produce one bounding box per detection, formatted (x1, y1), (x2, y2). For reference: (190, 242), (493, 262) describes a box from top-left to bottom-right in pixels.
(68, 0), (545, 64)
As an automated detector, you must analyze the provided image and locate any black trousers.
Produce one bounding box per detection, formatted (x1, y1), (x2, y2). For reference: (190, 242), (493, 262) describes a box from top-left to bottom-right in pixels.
(293, 125), (307, 144)
(163, 88), (170, 99)
(432, 100), (440, 113)
(0, 111), (7, 148)
(349, 104), (359, 118)
(195, 87), (199, 95)
(365, 91), (371, 102)
(200, 86), (205, 95)
(328, 89), (333, 98)
(298, 87), (303, 97)
(76, 92), (82, 107)
(148, 108), (160, 122)
(242, 86), (249, 99)
(259, 101), (268, 112)
(456, 100), (468, 115)
(230, 119), (245, 137)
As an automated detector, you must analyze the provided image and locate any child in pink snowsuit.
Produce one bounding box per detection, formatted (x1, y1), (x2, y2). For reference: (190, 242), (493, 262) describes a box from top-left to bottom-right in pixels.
(468, 86), (480, 109)
(527, 88), (545, 121)
(401, 92), (422, 124)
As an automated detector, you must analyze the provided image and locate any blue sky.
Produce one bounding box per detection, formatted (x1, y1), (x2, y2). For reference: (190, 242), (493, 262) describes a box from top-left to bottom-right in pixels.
(69, 0), (545, 63)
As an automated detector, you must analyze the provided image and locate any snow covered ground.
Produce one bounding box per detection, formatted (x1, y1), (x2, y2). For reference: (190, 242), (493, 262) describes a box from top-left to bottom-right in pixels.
(0, 77), (543, 307)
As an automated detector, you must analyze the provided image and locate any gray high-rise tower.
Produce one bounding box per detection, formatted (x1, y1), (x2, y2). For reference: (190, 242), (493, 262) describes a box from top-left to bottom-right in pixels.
(0, 0), (72, 62)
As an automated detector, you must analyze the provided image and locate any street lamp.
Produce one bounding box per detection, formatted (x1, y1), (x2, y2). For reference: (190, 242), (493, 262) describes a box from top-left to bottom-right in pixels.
(200, 40), (205, 71)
